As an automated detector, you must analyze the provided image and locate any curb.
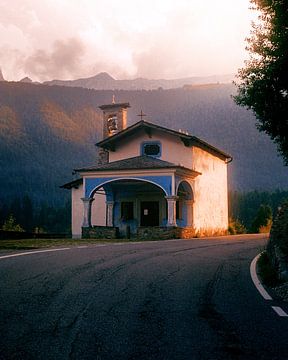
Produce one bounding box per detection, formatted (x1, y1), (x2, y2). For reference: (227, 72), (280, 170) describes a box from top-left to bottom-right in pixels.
(250, 253), (273, 300)
(250, 253), (288, 317)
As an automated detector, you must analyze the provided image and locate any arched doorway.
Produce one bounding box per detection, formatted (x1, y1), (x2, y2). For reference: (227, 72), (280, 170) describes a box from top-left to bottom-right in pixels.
(176, 181), (194, 227)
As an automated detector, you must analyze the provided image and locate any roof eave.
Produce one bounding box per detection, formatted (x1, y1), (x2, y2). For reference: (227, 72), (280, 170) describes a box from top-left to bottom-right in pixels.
(95, 120), (192, 149)
(60, 178), (83, 189)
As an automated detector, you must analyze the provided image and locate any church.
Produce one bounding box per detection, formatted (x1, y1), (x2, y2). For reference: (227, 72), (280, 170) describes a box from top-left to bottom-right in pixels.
(62, 100), (232, 239)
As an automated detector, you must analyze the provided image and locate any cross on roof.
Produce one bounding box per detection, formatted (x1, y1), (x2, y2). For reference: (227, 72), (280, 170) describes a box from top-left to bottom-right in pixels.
(137, 110), (147, 121)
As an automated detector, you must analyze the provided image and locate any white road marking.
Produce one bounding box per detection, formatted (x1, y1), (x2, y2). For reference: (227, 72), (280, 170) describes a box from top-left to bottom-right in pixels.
(0, 247), (71, 260)
(272, 306), (288, 317)
(250, 253), (273, 301)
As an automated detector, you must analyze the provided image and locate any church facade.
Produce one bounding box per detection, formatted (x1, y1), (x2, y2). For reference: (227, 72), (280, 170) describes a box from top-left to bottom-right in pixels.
(62, 101), (232, 239)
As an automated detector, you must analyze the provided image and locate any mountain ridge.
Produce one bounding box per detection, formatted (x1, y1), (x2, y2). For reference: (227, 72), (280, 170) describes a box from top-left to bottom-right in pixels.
(43, 72), (235, 90)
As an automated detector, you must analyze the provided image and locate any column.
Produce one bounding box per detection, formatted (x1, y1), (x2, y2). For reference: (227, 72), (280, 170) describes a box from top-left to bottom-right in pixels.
(81, 197), (94, 228)
(106, 201), (114, 227)
(185, 200), (194, 226)
(165, 196), (178, 227)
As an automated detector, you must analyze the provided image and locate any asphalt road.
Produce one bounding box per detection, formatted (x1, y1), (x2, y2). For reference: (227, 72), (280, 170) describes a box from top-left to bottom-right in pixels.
(0, 234), (288, 360)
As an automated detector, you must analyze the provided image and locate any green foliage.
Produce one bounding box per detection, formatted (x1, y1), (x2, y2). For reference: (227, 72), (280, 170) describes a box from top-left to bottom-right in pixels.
(269, 201), (288, 254)
(229, 189), (288, 232)
(258, 251), (280, 287)
(251, 204), (272, 233)
(0, 196), (71, 234)
(2, 215), (24, 232)
(228, 218), (246, 235)
(235, 0), (288, 164)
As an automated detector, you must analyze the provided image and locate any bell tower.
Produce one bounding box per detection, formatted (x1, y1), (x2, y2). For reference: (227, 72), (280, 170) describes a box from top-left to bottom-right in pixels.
(99, 100), (130, 139)
(97, 99), (130, 165)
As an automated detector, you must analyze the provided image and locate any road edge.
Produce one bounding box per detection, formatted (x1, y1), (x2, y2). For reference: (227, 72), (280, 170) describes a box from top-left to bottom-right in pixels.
(250, 253), (273, 300)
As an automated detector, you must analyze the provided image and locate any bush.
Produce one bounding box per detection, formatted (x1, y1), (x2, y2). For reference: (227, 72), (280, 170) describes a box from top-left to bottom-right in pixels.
(258, 251), (280, 287)
(250, 204), (272, 233)
(269, 202), (288, 254)
(228, 218), (246, 235)
(2, 215), (24, 232)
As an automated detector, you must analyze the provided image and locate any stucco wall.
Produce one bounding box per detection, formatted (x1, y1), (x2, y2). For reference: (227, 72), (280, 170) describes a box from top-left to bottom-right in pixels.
(109, 129), (193, 169)
(72, 185), (83, 238)
(192, 146), (228, 233)
(72, 185), (106, 238)
(91, 190), (106, 226)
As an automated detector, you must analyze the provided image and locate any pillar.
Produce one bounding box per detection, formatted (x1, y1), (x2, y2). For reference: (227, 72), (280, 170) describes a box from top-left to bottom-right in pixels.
(165, 196), (178, 227)
(106, 201), (114, 227)
(81, 197), (94, 228)
(185, 200), (194, 226)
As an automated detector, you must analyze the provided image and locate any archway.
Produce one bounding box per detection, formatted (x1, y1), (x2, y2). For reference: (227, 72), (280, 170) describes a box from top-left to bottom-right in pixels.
(176, 181), (194, 227)
(90, 178), (168, 236)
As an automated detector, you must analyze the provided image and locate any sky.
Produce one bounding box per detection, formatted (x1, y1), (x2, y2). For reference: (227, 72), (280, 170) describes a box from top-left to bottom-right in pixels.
(0, 0), (257, 82)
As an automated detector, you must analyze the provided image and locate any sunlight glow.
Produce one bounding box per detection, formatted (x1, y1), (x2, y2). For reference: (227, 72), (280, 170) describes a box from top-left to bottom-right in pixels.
(0, 0), (258, 81)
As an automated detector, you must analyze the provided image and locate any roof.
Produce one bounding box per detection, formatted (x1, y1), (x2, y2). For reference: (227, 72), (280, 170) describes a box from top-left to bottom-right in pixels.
(96, 120), (232, 161)
(60, 177), (83, 189)
(99, 102), (130, 110)
(75, 155), (201, 175)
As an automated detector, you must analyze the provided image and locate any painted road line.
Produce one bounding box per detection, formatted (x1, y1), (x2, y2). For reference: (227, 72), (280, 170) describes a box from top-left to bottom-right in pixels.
(250, 253), (273, 301)
(77, 246), (89, 249)
(272, 306), (288, 317)
(0, 247), (71, 260)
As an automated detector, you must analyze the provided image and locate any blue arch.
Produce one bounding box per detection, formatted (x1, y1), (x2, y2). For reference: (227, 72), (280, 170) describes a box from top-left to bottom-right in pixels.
(176, 180), (193, 200)
(85, 175), (172, 198)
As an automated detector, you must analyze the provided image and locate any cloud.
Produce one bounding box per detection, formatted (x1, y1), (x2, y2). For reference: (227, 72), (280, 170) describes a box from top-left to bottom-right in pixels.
(0, 0), (255, 81)
(22, 38), (86, 81)
(132, 2), (253, 79)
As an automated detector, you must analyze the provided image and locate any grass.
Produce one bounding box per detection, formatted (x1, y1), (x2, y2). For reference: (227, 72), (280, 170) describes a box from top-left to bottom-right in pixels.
(257, 251), (280, 287)
(0, 238), (135, 250)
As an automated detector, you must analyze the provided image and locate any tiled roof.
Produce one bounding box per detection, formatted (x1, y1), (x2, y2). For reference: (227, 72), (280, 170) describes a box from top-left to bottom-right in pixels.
(96, 120), (232, 161)
(75, 155), (199, 174)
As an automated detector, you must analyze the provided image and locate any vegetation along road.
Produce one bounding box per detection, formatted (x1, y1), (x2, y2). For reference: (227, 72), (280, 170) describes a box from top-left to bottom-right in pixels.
(1, 234), (287, 360)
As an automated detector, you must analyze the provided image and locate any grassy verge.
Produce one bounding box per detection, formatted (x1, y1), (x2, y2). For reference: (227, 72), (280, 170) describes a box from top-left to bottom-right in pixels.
(0, 238), (136, 250)
(257, 251), (280, 287)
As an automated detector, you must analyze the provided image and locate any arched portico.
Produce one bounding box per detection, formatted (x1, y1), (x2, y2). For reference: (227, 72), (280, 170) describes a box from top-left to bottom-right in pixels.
(82, 176), (180, 237)
(176, 180), (194, 227)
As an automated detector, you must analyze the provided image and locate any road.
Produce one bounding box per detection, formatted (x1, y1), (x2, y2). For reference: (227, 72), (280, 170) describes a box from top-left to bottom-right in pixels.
(0, 234), (288, 360)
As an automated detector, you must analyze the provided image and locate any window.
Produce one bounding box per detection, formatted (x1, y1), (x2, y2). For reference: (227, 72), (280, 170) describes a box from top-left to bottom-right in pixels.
(141, 141), (161, 158)
(121, 202), (134, 221)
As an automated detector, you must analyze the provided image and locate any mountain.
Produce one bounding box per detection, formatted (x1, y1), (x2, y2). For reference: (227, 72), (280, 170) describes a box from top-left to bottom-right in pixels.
(0, 81), (287, 208)
(44, 72), (234, 90)
(20, 77), (33, 83)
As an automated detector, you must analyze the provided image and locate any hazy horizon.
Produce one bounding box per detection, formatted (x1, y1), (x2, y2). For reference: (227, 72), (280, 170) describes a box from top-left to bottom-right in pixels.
(0, 0), (257, 82)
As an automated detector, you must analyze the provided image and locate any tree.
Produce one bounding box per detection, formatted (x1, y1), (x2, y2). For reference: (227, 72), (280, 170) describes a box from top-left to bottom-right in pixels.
(234, 0), (288, 164)
(21, 195), (34, 232)
(251, 204), (272, 233)
(2, 215), (24, 232)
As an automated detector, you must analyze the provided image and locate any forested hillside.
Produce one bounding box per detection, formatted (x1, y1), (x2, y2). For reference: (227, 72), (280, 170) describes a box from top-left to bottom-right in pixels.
(0, 81), (287, 216)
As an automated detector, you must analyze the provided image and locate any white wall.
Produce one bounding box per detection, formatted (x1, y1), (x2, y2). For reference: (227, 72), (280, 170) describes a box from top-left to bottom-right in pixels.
(109, 129), (193, 169)
(72, 185), (83, 238)
(192, 147), (228, 234)
(91, 189), (106, 226)
(72, 185), (106, 238)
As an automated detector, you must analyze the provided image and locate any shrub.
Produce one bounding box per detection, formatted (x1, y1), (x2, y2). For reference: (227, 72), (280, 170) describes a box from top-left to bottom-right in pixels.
(2, 214), (24, 232)
(228, 218), (246, 235)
